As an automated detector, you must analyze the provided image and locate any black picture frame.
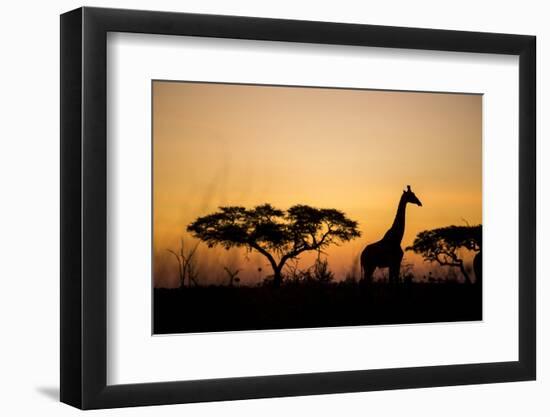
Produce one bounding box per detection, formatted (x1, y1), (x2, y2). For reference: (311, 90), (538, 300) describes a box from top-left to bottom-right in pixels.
(60, 6), (536, 410)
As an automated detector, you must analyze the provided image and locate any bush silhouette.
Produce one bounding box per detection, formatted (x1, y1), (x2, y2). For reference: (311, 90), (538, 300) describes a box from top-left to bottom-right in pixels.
(167, 238), (200, 288)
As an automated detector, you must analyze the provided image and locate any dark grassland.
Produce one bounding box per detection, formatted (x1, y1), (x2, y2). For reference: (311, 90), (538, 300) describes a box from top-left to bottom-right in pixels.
(154, 283), (482, 334)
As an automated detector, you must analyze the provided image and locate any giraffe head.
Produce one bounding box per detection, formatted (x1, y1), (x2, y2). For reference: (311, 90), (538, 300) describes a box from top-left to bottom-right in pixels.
(403, 185), (422, 206)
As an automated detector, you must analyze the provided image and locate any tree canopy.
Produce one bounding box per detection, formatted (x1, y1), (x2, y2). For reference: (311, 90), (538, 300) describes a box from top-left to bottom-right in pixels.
(187, 204), (361, 287)
(406, 225), (481, 284)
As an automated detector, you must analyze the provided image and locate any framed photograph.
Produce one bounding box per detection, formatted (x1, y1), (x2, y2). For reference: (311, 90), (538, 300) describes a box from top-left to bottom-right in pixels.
(60, 7), (536, 409)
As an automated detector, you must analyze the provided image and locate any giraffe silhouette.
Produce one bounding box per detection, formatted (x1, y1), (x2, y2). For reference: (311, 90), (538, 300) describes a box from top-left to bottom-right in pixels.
(361, 185), (422, 285)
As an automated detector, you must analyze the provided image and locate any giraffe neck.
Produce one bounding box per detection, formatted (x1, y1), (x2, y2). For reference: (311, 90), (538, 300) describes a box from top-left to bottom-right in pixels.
(383, 194), (407, 243)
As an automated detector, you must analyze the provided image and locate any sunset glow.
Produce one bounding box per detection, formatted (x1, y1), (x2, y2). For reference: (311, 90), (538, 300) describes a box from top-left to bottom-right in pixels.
(153, 81), (482, 287)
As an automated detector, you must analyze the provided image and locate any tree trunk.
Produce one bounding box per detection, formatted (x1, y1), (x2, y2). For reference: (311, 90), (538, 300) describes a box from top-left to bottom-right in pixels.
(473, 251), (482, 286)
(459, 262), (472, 284)
(251, 245), (283, 288)
(272, 266), (283, 288)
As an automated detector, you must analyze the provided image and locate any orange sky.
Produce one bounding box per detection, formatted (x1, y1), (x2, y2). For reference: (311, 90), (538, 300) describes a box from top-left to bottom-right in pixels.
(153, 81), (482, 287)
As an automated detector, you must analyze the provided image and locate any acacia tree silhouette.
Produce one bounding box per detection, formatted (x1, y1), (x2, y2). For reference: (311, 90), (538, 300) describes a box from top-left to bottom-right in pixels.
(406, 225), (481, 284)
(187, 204), (360, 288)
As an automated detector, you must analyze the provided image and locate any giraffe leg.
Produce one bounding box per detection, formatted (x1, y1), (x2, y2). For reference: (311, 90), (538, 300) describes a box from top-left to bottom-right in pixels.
(389, 264), (399, 285)
(389, 260), (402, 284)
(389, 251), (404, 285)
(365, 264), (375, 284)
